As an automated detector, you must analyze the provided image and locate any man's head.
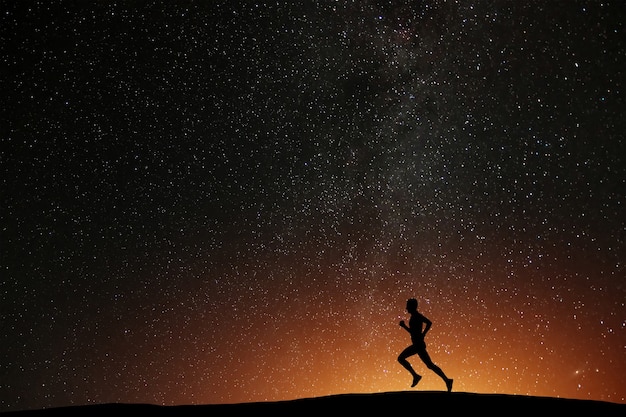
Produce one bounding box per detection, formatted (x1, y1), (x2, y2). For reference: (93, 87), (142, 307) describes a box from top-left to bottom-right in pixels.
(406, 298), (418, 312)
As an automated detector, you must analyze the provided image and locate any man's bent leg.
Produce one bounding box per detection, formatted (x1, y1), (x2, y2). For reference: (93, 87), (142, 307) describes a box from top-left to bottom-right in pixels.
(398, 345), (422, 387)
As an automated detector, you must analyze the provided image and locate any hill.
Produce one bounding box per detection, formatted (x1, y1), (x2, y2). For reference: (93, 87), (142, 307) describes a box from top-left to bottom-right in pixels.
(2, 391), (624, 416)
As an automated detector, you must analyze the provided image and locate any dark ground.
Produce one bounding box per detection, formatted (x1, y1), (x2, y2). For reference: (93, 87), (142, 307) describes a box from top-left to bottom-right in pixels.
(2, 392), (625, 416)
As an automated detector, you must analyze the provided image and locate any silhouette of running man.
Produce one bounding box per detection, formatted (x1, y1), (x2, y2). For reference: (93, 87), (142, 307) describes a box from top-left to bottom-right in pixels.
(398, 298), (453, 392)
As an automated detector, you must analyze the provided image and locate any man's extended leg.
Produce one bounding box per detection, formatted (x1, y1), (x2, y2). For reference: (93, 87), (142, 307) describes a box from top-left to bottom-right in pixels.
(417, 348), (453, 392)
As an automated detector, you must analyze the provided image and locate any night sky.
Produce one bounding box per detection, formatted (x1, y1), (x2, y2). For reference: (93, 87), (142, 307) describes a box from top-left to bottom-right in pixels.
(2, 0), (625, 412)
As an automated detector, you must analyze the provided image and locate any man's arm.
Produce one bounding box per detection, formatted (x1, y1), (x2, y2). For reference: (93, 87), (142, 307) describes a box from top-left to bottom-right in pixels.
(399, 320), (411, 333)
(422, 316), (433, 336)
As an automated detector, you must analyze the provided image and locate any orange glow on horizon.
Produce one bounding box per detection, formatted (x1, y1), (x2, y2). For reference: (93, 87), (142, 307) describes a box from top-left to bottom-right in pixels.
(138, 252), (625, 407)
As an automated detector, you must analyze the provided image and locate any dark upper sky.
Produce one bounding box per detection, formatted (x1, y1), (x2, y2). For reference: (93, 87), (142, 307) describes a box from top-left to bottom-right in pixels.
(2, 0), (625, 411)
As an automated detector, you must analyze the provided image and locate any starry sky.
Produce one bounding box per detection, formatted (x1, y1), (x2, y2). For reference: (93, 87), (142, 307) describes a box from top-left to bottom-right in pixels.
(1, 0), (625, 412)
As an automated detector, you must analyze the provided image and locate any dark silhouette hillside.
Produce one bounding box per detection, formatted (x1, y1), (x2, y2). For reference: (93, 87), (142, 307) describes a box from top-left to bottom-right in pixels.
(2, 392), (624, 416)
